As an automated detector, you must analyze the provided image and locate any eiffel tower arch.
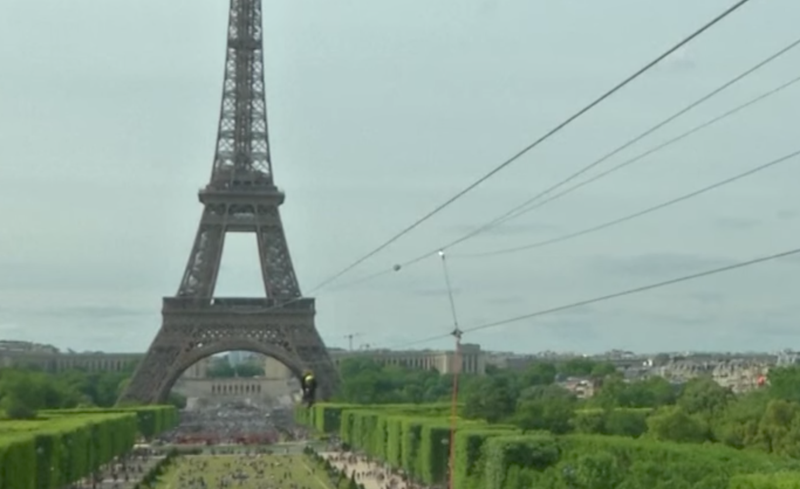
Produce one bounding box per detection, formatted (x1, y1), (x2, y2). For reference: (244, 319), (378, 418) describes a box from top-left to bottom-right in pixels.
(118, 0), (339, 404)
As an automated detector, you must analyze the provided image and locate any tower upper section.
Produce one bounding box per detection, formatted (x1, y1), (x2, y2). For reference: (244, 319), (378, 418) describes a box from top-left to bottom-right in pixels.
(207, 0), (273, 192)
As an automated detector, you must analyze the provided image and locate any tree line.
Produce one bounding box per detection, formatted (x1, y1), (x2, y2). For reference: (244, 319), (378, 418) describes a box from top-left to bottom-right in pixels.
(0, 364), (185, 418)
(334, 356), (800, 457)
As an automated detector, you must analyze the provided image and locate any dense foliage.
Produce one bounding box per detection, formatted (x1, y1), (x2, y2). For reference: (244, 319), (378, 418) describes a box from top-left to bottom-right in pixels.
(297, 403), (800, 489)
(336, 357), (800, 457)
(334, 357), (463, 404)
(0, 405), (178, 489)
(38, 406), (180, 439)
(0, 366), (185, 418)
(333, 356), (614, 406)
(322, 357), (800, 487)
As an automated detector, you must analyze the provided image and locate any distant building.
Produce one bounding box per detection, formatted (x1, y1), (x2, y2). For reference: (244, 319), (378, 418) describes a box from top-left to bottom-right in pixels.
(227, 351), (247, 366)
(557, 377), (596, 399)
(263, 357), (293, 380)
(183, 357), (211, 378)
(329, 343), (486, 375)
(0, 339), (788, 395)
(0, 340), (59, 354)
(0, 342), (142, 373)
(172, 376), (293, 400)
(0, 339), (487, 377)
(776, 350), (800, 366)
(653, 354), (776, 394)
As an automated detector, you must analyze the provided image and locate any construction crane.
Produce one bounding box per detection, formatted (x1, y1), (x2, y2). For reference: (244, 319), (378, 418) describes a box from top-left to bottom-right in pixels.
(343, 333), (363, 351)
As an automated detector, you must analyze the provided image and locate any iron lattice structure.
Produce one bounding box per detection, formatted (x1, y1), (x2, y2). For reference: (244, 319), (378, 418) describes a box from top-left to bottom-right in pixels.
(119, 0), (339, 404)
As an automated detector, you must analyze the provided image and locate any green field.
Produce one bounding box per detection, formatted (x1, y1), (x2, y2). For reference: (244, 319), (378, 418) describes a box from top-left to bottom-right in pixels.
(155, 454), (334, 489)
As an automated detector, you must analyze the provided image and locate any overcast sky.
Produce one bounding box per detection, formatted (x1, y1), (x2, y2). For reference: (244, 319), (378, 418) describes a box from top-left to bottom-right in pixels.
(0, 0), (798, 356)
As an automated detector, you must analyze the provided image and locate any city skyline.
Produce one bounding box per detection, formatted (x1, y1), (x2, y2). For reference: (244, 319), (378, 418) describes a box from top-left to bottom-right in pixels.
(0, 338), (796, 360)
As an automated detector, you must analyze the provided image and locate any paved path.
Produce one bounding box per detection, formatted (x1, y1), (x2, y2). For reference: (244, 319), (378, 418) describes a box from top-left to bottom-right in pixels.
(322, 454), (382, 489)
(320, 451), (425, 489)
(71, 456), (164, 489)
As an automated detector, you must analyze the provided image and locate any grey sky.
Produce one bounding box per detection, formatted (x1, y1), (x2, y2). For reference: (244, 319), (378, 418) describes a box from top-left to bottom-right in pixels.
(0, 0), (798, 355)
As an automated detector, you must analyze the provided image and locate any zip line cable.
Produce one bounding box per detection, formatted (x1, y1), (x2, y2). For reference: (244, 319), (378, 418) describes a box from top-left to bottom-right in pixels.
(390, 245), (800, 348)
(304, 0), (754, 294)
(231, 64), (800, 315)
(456, 70), (800, 247)
(457, 144), (800, 258)
(472, 35), (800, 232)
(437, 250), (463, 489)
(234, 0), (774, 312)
(329, 43), (800, 291)
(439, 251), (462, 336)
(236, 144), (796, 319)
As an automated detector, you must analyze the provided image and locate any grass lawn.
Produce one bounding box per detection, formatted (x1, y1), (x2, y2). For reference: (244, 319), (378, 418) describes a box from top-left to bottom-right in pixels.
(155, 454), (335, 489)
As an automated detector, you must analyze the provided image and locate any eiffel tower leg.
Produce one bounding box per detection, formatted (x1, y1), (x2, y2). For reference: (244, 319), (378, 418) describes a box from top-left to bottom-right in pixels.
(257, 222), (300, 299)
(177, 215), (226, 298)
(118, 328), (183, 404)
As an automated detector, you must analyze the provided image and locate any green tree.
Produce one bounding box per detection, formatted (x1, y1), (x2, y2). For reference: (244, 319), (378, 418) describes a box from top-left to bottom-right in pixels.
(521, 362), (557, 386)
(570, 452), (624, 489)
(603, 409), (648, 438)
(647, 406), (709, 443)
(0, 364), (145, 414)
(207, 361), (236, 378)
(462, 375), (518, 423)
(713, 389), (768, 448)
(592, 376), (627, 409)
(1, 393), (36, 419)
(513, 385), (576, 434)
(753, 399), (800, 457)
(677, 377), (733, 417)
(573, 410), (606, 434)
(623, 376), (677, 408)
(768, 366), (800, 403)
(168, 392), (188, 409)
(592, 375), (676, 409)
(559, 357), (598, 377)
(334, 357), (476, 405)
(590, 362), (618, 379)
(234, 363), (265, 378)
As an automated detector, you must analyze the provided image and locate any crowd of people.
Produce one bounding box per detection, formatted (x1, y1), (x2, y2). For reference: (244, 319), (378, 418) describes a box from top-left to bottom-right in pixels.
(323, 451), (426, 489)
(66, 392), (430, 489)
(66, 450), (164, 489)
(160, 401), (289, 445)
(166, 453), (319, 489)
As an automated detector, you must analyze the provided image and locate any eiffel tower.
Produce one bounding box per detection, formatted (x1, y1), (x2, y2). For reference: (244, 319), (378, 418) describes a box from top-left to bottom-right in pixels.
(119, 0), (338, 404)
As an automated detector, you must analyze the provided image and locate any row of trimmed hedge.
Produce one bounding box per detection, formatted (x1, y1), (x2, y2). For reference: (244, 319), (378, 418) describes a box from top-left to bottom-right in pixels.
(39, 405), (179, 439)
(0, 406), (179, 489)
(296, 403), (800, 489)
(296, 403), (507, 485)
(0, 413), (137, 489)
(294, 402), (453, 435)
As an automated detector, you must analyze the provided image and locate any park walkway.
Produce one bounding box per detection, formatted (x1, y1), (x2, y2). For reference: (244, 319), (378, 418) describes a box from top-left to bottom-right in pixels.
(69, 455), (164, 489)
(321, 451), (430, 489)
